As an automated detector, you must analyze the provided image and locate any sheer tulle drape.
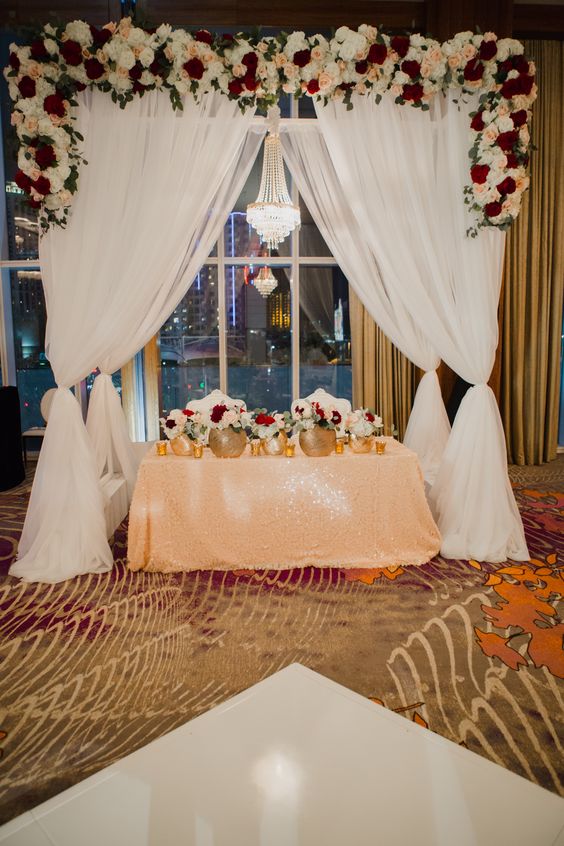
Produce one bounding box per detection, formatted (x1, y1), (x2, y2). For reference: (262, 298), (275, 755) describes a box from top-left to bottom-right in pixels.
(11, 90), (263, 583)
(280, 124), (450, 483)
(314, 92), (528, 561)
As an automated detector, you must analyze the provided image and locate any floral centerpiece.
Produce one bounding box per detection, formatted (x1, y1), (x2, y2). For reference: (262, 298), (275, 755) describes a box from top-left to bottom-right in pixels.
(291, 398), (342, 456)
(206, 401), (250, 457)
(345, 408), (383, 453)
(159, 407), (207, 455)
(248, 408), (293, 455)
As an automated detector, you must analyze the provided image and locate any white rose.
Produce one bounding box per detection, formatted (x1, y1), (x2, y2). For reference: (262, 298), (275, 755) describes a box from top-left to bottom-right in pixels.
(117, 46), (136, 70)
(64, 20), (93, 46)
(138, 46), (154, 67)
(44, 39), (59, 56)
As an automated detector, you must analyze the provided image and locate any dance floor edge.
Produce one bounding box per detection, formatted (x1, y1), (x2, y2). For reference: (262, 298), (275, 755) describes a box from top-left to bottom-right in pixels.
(1, 664), (563, 846)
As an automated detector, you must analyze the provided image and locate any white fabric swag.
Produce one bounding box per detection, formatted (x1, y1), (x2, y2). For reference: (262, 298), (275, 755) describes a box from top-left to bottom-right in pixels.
(313, 91), (528, 562)
(280, 123), (450, 485)
(11, 89), (264, 583)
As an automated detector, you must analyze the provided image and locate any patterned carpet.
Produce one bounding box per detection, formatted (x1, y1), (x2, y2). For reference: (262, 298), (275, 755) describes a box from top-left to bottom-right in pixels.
(0, 457), (562, 824)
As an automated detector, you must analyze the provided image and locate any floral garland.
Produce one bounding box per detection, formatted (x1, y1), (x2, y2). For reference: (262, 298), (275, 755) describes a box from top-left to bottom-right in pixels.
(4, 20), (536, 233)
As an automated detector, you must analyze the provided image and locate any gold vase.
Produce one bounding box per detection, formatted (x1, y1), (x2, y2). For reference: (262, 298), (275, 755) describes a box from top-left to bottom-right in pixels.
(261, 431), (287, 456)
(299, 426), (336, 457)
(169, 434), (192, 456)
(349, 434), (374, 454)
(209, 427), (247, 458)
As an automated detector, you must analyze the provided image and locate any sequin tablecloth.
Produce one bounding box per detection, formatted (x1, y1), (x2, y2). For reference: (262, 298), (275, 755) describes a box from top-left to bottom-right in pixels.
(127, 438), (440, 573)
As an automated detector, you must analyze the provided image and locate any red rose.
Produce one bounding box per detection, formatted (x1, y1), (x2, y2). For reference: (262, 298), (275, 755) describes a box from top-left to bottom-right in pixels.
(228, 78), (243, 95)
(366, 412), (375, 422)
(391, 36), (410, 58)
(195, 29), (213, 45)
(463, 58), (484, 81)
(9, 52), (20, 72)
(14, 169), (32, 193)
(518, 74), (534, 95)
(506, 152), (519, 168)
(367, 43), (387, 64)
(165, 419), (176, 429)
(242, 51), (258, 69)
(132, 81), (145, 95)
(221, 33), (235, 42)
(129, 63), (143, 81)
(184, 58), (204, 79)
(60, 39), (83, 66)
(75, 82), (87, 92)
(501, 77), (519, 99)
(85, 58), (105, 80)
(402, 82), (423, 102)
(401, 60), (420, 78)
(510, 109), (527, 127)
(497, 176), (516, 195)
(312, 402), (325, 420)
(485, 201), (503, 218)
(35, 145), (56, 169)
(31, 175), (51, 196)
(43, 93), (66, 117)
(244, 73), (259, 91)
(470, 164), (489, 184)
(210, 404), (228, 423)
(150, 57), (164, 75)
(256, 413), (275, 425)
(497, 130), (519, 152)
(307, 79), (320, 94)
(182, 408), (195, 417)
(478, 39), (497, 61)
(30, 39), (49, 61)
(28, 198), (42, 209)
(470, 111), (485, 131)
(90, 25), (112, 46)
(499, 59), (513, 74)
(331, 410), (342, 425)
(293, 49), (311, 68)
(355, 60), (368, 75)
(18, 76), (36, 99)
(514, 56), (530, 74)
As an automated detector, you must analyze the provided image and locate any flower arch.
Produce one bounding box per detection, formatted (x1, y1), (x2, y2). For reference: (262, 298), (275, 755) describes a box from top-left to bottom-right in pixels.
(4, 19), (536, 233)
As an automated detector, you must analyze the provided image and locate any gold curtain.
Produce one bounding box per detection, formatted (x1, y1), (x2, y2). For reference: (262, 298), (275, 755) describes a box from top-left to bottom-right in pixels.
(501, 40), (564, 465)
(350, 288), (419, 439)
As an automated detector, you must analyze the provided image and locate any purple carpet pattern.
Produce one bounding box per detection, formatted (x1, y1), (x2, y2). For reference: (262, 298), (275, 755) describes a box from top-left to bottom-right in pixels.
(0, 459), (562, 823)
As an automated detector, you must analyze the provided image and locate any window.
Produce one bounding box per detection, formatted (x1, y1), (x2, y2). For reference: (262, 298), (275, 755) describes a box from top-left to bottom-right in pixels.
(158, 102), (352, 415)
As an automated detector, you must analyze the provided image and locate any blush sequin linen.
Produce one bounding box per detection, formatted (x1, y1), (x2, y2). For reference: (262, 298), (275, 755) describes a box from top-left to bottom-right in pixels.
(127, 438), (441, 572)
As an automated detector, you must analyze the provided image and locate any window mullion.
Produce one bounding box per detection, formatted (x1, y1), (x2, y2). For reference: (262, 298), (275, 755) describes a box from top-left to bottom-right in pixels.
(218, 230), (227, 393)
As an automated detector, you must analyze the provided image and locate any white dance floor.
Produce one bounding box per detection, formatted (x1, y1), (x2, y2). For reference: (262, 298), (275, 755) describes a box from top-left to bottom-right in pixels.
(1, 664), (563, 845)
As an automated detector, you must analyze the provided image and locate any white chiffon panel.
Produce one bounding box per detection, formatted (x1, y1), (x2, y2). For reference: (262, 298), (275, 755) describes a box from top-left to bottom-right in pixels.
(314, 92), (527, 561)
(10, 388), (113, 583)
(12, 90), (263, 583)
(280, 123), (449, 483)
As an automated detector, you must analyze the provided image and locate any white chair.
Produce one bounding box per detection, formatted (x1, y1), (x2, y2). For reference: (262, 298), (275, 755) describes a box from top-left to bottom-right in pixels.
(304, 388), (351, 438)
(186, 388), (245, 416)
(22, 387), (57, 464)
(186, 389), (246, 443)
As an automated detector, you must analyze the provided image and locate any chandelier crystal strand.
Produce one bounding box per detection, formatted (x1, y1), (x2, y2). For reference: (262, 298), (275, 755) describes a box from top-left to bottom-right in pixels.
(254, 266), (278, 298)
(246, 108), (300, 249)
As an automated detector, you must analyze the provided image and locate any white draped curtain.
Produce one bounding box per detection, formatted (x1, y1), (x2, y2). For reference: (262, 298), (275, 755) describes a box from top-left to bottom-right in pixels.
(313, 92), (528, 562)
(11, 89), (264, 583)
(280, 123), (450, 484)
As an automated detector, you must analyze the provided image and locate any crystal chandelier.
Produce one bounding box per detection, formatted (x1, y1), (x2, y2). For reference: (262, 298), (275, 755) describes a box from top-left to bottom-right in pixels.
(253, 266), (278, 298)
(246, 107), (300, 249)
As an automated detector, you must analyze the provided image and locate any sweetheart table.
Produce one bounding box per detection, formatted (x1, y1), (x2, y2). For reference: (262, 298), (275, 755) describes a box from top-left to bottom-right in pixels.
(127, 438), (440, 573)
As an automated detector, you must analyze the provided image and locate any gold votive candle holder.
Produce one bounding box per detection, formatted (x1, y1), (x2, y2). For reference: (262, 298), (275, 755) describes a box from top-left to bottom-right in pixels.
(375, 440), (386, 455)
(156, 440), (167, 456)
(335, 441), (345, 454)
(285, 443), (296, 457)
(192, 442), (204, 459)
(250, 440), (261, 456)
